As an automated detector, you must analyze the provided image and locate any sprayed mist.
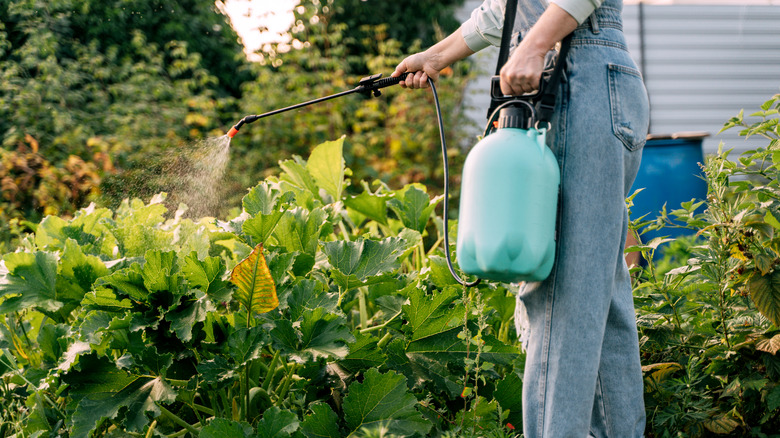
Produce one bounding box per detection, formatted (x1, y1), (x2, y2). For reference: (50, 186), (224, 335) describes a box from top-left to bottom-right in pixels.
(162, 135), (232, 218)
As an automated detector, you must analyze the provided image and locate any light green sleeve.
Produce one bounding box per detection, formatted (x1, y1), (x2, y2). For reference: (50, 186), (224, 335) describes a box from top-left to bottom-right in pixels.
(459, 0), (507, 53)
(549, 0), (604, 24)
(460, 0), (603, 53)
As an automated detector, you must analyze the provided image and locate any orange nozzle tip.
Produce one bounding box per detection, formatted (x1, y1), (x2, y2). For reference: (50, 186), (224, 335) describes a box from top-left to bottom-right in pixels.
(227, 126), (239, 138)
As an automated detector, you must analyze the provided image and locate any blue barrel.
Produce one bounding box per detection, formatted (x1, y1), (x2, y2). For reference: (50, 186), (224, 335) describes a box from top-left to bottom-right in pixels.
(630, 132), (709, 244)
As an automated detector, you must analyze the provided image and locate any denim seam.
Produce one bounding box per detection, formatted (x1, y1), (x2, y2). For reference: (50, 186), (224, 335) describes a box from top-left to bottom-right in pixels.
(571, 39), (628, 51)
(597, 372), (611, 438)
(608, 65), (646, 152)
(536, 70), (569, 438)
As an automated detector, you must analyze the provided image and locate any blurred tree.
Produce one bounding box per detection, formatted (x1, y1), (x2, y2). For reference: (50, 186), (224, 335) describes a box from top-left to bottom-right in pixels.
(0, 0), (474, 251)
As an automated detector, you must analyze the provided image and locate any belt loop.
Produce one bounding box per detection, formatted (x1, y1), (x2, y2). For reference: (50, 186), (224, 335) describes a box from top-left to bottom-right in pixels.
(589, 13), (600, 34)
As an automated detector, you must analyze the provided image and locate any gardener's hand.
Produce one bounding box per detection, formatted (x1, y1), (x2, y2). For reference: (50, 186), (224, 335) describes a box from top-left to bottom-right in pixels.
(499, 3), (578, 96)
(499, 42), (546, 96)
(392, 28), (474, 89)
(392, 50), (444, 89)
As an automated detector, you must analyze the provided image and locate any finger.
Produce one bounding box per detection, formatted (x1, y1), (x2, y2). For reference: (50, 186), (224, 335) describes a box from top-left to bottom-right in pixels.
(391, 60), (407, 78)
(412, 71), (424, 89)
(420, 72), (429, 88)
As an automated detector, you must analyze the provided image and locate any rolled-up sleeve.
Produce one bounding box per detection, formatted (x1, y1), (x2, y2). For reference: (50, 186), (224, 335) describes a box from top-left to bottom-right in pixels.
(460, 0), (604, 52)
(549, 0), (603, 24)
(460, 0), (506, 52)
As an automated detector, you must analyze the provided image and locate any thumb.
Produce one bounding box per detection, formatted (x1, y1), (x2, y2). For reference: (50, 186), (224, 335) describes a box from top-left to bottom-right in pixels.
(391, 60), (408, 77)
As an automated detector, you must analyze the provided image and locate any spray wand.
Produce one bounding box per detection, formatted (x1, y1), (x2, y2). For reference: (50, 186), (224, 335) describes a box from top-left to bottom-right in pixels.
(229, 73), (410, 138)
(226, 72), (480, 287)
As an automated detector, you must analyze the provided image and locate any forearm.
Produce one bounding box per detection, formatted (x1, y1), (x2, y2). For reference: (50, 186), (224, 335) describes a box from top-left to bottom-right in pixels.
(425, 27), (476, 71)
(518, 3), (579, 57)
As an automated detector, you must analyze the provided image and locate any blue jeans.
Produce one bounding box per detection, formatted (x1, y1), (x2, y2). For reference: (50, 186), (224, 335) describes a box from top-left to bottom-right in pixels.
(515, 5), (649, 437)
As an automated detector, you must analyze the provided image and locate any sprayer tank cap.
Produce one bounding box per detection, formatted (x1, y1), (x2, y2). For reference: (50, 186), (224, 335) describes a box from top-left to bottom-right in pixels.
(497, 106), (530, 129)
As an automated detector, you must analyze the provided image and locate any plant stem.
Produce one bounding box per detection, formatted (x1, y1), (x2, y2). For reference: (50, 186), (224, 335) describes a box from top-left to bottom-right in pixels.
(361, 308), (403, 334)
(166, 378), (190, 387)
(145, 420), (157, 438)
(276, 363), (298, 405)
(358, 287), (369, 330)
(245, 366), (250, 420)
(262, 350), (280, 392)
(192, 403), (217, 416)
(157, 404), (200, 436)
(377, 332), (393, 349)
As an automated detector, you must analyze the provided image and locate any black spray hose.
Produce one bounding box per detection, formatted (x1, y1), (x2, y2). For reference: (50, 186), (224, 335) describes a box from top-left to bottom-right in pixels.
(427, 77), (481, 288)
(227, 72), (480, 288)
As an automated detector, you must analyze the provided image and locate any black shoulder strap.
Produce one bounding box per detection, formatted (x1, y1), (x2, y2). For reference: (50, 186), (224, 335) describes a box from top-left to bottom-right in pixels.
(535, 34), (572, 124)
(495, 0), (519, 76)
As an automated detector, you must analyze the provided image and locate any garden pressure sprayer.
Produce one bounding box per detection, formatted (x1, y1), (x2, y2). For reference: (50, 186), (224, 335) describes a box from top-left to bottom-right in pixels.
(226, 60), (565, 286)
(227, 1), (570, 287)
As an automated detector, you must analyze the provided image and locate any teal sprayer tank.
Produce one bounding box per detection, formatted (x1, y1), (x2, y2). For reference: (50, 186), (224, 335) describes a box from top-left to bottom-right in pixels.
(456, 107), (560, 283)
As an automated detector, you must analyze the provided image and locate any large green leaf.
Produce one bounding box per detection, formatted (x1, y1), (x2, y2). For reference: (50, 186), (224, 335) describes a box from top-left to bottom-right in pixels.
(337, 331), (387, 374)
(748, 271), (780, 326)
(197, 356), (237, 384)
(243, 182), (285, 216)
(165, 292), (213, 342)
(402, 286), (463, 341)
(97, 263), (148, 301)
(344, 191), (389, 225)
(64, 353), (177, 438)
(271, 308), (353, 360)
(228, 326), (269, 366)
(199, 418), (253, 438)
(300, 402), (342, 438)
(388, 184), (442, 233)
(181, 252), (229, 301)
(493, 372), (524, 429)
(142, 250), (181, 293)
(280, 157), (320, 200)
(384, 338), (460, 397)
(243, 211), (287, 246)
(287, 279), (338, 322)
(299, 308), (354, 359)
(230, 244), (279, 314)
(342, 368), (430, 437)
(402, 286), (519, 365)
(256, 407), (300, 438)
(273, 207), (327, 256)
(306, 137), (346, 202)
(0, 251), (60, 314)
(56, 239), (110, 302)
(321, 237), (405, 291)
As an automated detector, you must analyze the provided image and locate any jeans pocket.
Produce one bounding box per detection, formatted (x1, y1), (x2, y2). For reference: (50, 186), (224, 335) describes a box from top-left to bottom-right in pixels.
(607, 64), (650, 152)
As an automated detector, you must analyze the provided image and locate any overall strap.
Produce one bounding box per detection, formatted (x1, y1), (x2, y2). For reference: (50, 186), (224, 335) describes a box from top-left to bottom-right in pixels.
(535, 34), (572, 124)
(495, 0), (519, 76)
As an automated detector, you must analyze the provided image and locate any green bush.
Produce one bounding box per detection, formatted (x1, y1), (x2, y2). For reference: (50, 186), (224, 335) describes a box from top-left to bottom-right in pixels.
(630, 93), (780, 437)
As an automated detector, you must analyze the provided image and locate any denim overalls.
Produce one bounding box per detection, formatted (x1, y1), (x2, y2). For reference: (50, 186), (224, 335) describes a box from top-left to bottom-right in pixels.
(509, 1), (649, 436)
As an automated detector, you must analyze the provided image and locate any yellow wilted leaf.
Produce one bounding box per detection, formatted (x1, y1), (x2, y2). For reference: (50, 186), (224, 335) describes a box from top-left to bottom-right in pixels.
(729, 245), (748, 262)
(703, 412), (741, 434)
(230, 243), (278, 314)
(755, 333), (780, 355)
(24, 134), (39, 153)
(642, 362), (683, 383)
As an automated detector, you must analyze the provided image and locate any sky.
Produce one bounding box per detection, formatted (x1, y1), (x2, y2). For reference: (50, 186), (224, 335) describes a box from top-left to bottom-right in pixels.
(217, 0), (298, 61)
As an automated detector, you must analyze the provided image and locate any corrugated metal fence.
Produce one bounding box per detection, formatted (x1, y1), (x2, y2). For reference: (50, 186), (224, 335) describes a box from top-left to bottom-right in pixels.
(458, 2), (780, 155)
(624, 3), (780, 154)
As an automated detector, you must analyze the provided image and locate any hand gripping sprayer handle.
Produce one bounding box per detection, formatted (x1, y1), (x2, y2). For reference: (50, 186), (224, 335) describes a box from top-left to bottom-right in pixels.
(225, 71), (480, 287)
